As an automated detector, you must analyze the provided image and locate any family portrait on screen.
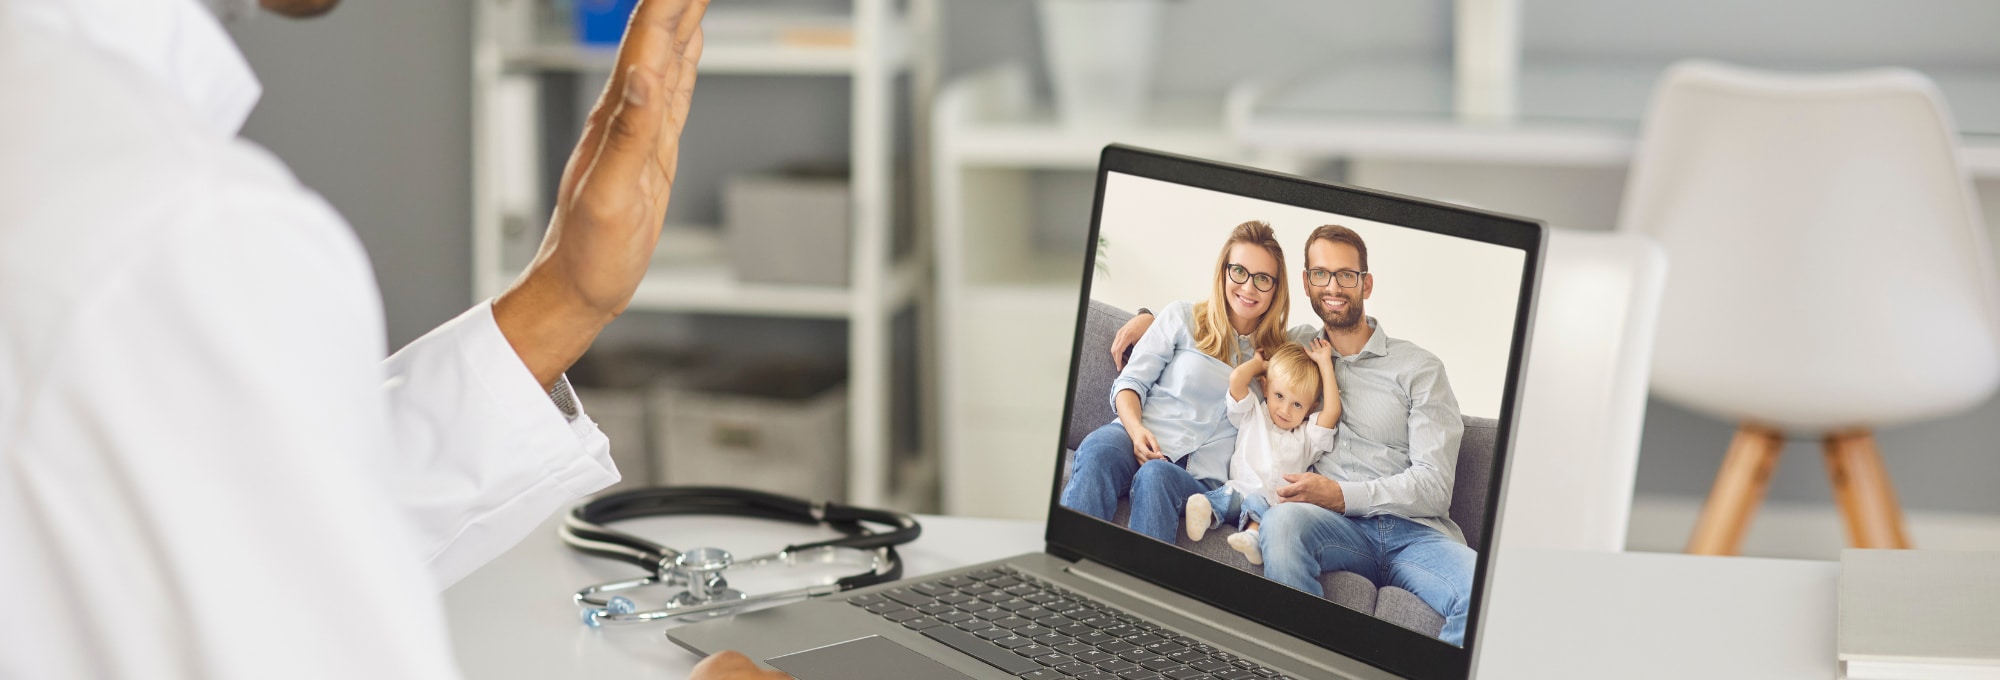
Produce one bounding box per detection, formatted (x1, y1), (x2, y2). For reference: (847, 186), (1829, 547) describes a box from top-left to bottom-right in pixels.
(1056, 173), (1526, 647)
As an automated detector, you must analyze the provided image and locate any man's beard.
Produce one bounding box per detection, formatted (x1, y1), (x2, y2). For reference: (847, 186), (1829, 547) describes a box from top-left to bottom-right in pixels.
(1312, 292), (1364, 330)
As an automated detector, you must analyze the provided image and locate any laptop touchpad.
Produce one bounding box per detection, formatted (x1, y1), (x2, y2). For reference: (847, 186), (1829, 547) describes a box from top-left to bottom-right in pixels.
(766, 635), (970, 680)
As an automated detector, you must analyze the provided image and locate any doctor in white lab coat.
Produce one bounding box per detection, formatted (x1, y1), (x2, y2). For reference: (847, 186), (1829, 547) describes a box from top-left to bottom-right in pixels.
(0, 0), (785, 677)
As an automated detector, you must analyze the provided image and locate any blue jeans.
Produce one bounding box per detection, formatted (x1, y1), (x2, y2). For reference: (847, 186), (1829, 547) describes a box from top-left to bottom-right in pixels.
(1059, 422), (1140, 522)
(1258, 503), (1476, 646)
(1197, 487), (1272, 531)
(1060, 422), (1220, 543)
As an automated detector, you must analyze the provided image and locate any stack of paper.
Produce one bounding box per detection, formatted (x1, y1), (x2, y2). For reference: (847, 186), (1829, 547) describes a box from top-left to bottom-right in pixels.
(1840, 549), (2000, 679)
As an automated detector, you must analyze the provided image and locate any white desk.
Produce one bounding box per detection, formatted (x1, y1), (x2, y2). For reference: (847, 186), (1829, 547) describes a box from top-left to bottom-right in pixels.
(1233, 57), (2000, 177)
(443, 513), (1838, 679)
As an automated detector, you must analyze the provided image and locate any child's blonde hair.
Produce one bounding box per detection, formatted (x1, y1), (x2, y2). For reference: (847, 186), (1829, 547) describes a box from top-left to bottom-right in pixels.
(1263, 343), (1321, 402)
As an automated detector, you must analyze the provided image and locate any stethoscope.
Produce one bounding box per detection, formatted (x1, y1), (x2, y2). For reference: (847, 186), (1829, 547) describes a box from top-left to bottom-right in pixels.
(559, 486), (921, 627)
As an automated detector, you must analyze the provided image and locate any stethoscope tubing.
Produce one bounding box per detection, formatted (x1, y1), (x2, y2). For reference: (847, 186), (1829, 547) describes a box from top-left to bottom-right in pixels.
(561, 486), (921, 625)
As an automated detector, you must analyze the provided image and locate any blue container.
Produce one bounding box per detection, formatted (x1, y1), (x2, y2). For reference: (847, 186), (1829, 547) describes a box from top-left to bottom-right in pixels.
(573, 0), (639, 45)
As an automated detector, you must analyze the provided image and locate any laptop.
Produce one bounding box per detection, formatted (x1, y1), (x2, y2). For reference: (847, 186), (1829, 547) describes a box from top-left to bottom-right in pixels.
(670, 145), (1544, 680)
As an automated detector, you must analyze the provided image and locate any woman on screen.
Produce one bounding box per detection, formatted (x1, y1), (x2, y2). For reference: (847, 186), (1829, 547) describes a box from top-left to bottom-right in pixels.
(1059, 220), (1290, 543)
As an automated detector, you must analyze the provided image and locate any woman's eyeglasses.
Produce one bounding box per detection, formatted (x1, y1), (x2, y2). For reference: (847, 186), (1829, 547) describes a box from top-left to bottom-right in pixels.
(1225, 263), (1276, 292)
(1304, 268), (1365, 288)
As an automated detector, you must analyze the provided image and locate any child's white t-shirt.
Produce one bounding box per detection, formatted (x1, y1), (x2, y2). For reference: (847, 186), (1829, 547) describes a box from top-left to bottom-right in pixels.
(1224, 392), (1339, 505)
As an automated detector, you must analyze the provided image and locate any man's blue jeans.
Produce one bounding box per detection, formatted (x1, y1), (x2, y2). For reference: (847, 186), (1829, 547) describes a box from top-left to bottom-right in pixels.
(1060, 422), (1219, 543)
(1258, 502), (1476, 646)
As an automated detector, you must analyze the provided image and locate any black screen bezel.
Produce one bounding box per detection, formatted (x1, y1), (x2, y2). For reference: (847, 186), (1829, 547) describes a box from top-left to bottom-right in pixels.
(1042, 145), (1545, 680)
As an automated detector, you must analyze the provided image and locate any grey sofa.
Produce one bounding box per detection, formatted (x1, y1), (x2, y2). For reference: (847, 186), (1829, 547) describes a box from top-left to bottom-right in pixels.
(1060, 300), (1493, 639)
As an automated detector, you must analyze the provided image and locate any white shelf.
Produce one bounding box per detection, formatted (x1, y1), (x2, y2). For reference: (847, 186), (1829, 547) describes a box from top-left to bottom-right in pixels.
(502, 39), (903, 76)
(626, 256), (922, 318)
(628, 262), (853, 317)
(482, 254), (922, 319)
(946, 109), (1244, 169)
(936, 67), (1247, 169)
(500, 13), (908, 77)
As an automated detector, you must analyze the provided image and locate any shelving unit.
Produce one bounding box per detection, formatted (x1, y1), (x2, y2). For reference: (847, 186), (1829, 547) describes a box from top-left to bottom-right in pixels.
(930, 66), (1296, 520)
(472, 0), (934, 509)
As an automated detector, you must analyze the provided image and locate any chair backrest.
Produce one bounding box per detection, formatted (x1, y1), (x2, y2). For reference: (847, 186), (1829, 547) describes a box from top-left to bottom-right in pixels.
(1497, 229), (1667, 552)
(1618, 60), (2000, 431)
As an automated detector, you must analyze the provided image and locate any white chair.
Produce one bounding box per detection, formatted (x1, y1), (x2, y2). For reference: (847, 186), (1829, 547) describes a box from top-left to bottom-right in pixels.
(1498, 229), (1667, 553)
(1617, 60), (2000, 554)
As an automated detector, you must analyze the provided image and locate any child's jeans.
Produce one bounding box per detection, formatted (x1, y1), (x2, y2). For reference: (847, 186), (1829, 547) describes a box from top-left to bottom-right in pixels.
(1198, 486), (1272, 531)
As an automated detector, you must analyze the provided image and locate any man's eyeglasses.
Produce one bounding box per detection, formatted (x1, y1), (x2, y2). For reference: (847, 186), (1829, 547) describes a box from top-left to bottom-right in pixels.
(1305, 268), (1366, 289)
(1224, 263), (1276, 292)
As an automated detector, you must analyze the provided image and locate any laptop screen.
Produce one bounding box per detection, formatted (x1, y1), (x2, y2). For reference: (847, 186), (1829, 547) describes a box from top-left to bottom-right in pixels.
(1045, 147), (1541, 680)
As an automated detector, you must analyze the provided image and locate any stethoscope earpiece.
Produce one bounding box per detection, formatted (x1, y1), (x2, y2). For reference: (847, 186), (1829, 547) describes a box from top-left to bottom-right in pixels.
(560, 486), (921, 627)
(581, 595), (638, 628)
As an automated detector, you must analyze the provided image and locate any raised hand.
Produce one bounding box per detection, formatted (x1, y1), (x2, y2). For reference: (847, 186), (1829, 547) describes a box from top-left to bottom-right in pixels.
(1305, 337), (1335, 368)
(494, 0), (711, 388)
(1243, 349), (1270, 375)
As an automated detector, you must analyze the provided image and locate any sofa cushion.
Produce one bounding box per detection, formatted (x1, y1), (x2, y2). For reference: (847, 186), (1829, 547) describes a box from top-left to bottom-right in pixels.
(1376, 586), (1447, 638)
(1066, 301), (1134, 451)
(1450, 417), (1496, 549)
(1323, 570), (1379, 616)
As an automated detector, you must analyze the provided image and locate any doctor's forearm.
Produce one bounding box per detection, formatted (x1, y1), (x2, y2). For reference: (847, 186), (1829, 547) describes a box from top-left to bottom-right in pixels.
(492, 282), (614, 390)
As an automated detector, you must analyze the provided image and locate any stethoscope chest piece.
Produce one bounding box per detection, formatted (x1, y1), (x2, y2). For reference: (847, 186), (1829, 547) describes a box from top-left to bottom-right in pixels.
(670, 547), (743, 607)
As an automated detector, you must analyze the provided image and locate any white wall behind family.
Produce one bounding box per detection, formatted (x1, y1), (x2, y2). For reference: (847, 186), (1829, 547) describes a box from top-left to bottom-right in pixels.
(1091, 173), (1526, 419)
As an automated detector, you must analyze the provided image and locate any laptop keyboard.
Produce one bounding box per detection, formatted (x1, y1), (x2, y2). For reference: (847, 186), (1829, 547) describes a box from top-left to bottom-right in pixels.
(847, 565), (1297, 680)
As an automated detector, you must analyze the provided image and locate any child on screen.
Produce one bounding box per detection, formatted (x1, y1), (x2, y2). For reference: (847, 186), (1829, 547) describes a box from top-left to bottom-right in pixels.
(1186, 340), (1341, 564)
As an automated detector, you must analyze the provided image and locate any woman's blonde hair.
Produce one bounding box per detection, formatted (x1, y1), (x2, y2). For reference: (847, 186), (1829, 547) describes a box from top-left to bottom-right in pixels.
(1191, 220), (1290, 366)
(1263, 343), (1321, 403)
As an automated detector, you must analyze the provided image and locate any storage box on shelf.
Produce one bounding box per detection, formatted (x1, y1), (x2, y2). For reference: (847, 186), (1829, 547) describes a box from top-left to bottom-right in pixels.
(724, 169), (853, 287)
(651, 366), (848, 502)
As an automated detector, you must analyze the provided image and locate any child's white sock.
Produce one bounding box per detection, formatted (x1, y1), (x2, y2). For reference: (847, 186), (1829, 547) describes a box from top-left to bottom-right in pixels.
(1185, 494), (1213, 541)
(1228, 529), (1264, 565)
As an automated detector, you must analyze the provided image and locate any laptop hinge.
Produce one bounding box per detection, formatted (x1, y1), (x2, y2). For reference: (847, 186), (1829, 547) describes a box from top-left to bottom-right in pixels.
(1065, 559), (1368, 680)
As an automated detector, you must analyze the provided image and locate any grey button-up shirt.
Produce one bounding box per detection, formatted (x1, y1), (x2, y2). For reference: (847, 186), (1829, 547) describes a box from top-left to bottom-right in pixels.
(1291, 317), (1467, 544)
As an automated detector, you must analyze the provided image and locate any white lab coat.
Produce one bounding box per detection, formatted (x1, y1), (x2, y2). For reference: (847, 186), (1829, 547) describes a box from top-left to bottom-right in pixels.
(0, 0), (619, 677)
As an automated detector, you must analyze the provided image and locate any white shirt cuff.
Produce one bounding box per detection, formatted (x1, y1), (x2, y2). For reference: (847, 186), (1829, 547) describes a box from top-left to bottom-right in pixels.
(1338, 480), (1373, 517)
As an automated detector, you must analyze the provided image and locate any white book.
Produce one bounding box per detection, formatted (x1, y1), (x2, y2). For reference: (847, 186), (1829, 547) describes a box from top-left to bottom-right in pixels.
(1840, 549), (2000, 680)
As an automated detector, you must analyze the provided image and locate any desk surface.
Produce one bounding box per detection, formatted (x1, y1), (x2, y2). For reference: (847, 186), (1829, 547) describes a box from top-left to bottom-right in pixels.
(443, 513), (1838, 680)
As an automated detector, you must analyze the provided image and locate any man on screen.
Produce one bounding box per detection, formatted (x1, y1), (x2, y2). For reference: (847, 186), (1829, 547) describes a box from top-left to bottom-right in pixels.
(1259, 225), (1474, 647)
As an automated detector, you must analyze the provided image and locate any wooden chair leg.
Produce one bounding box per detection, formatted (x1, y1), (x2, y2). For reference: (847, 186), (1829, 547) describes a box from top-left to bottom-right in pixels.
(1686, 423), (1787, 555)
(1822, 430), (1912, 549)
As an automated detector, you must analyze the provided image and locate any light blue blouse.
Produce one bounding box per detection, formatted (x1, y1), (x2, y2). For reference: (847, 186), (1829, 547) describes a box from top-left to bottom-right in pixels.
(1108, 301), (1254, 485)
